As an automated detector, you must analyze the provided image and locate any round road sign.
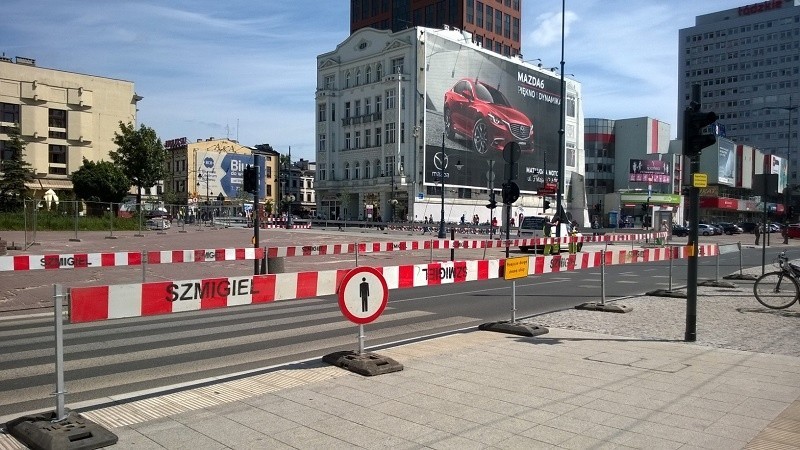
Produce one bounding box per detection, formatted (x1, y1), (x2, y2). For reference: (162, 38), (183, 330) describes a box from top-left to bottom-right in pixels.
(337, 267), (389, 324)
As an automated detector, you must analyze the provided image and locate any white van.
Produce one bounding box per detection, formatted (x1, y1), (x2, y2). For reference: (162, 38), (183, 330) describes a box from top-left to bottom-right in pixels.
(517, 216), (582, 253)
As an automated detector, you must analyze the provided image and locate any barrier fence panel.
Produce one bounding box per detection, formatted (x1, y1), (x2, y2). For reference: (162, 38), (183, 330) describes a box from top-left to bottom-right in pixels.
(68, 243), (718, 324)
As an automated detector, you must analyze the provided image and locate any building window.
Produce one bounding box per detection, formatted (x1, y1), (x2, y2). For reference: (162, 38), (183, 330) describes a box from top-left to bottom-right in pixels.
(354, 131), (361, 148)
(385, 89), (396, 109)
(345, 132), (351, 149)
(385, 123), (396, 144)
(566, 95), (576, 117)
(365, 161), (371, 179)
(566, 143), (576, 168)
(354, 100), (361, 117)
(467, 0), (474, 23)
(365, 97), (371, 115)
(49, 109), (67, 139)
(391, 57), (404, 74)
(1, 103), (20, 125)
(375, 95), (382, 113)
(365, 66), (372, 83)
(512, 17), (519, 41)
(401, 122), (405, 143)
(317, 103), (327, 122)
(503, 13), (511, 38)
(376, 63), (383, 80)
(48, 144), (67, 175)
(365, 128), (372, 147)
(354, 162), (361, 179)
(345, 101), (351, 118)
(344, 162), (350, 180)
(485, 38), (493, 50)
(0, 140), (13, 162)
(486, 6), (493, 31)
(355, 69), (361, 86)
(376, 127), (382, 146)
(323, 74), (335, 89)
(318, 133), (326, 151)
(476, 2), (483, 28)
(345, 71), (351, 88)
(495, 10), (502, 34)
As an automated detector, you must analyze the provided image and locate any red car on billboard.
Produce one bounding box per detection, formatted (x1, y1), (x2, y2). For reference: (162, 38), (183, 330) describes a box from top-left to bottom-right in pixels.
(444, 78), (533, 154)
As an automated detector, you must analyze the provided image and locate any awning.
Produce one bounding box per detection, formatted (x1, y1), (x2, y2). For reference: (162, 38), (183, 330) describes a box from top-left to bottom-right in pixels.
(25, 179), (74, 190)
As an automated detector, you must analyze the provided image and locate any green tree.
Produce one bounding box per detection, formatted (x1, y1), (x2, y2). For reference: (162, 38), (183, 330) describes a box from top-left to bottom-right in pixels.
(110, 122), (166, 207)
(0, 125), (35, 212)
(71, 158), (131, 205)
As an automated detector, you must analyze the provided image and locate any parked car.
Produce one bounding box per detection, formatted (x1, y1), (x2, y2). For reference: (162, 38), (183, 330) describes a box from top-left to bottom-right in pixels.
(444, 78), (533, 155)
(671, 224), (689, 237)
(697, 224), (718, 236)
(738, 222), (758, 233)
(716, 222), (743, 235)
(768, 223), (783, 233)
(786, 224), (800, 239)
(517, 216), (582, 253)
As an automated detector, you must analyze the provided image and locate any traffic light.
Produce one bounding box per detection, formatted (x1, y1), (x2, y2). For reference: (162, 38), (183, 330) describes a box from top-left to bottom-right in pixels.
(501, 181), (520, 204)
(683, 101), (718, 157)
(543, 199), (551, 212)
(486, 191), (497, 209)
(243, 165), (258, 194)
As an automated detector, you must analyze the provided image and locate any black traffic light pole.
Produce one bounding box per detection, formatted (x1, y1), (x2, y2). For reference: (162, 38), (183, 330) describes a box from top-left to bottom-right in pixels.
(684, 84), (717, 342)
(252, 157), (261, 275)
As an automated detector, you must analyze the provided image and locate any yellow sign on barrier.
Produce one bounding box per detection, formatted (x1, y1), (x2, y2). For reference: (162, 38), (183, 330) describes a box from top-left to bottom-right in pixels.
(504, 257), (529, 280)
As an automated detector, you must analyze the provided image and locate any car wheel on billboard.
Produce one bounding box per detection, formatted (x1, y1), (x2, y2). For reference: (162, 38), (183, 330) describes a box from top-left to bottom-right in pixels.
(444, 108), (455, 139)
(472, 118), (488, 154)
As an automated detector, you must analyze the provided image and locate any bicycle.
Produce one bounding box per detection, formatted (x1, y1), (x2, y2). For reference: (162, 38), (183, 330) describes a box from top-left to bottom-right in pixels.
(753, 251), (800, 309)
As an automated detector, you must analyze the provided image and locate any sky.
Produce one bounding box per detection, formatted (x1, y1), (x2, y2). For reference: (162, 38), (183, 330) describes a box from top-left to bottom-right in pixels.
(3, 0), (749, 162)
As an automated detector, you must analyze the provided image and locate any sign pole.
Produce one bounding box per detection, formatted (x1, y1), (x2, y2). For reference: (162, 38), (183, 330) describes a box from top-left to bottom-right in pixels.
(357, 324), (365, 355)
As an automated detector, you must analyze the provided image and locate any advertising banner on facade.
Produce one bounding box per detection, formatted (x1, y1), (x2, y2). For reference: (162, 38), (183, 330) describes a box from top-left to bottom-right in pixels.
(422, 31), (562, 193)
(717, 139), (736, 186)
(628, 159), (670, 184)
(196, 151), (264, 199)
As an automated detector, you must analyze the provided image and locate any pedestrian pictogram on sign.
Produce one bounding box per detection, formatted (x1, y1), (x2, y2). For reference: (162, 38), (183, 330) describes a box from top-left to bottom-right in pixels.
(337, 267), (388, 324)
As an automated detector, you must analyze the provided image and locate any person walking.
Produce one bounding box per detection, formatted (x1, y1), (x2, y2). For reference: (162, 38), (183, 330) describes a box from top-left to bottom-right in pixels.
(755, 222), (761, 246)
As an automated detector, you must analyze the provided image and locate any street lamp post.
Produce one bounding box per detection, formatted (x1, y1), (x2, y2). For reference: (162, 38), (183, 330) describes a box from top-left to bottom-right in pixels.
(284, 194), (295, 228)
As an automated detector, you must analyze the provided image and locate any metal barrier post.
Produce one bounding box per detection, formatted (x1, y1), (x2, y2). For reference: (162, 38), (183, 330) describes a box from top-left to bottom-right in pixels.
(71, 202), (80, 242)
(738, 242), (744, 276)
(600, 250), (606, 306)
(450, 228), (455, 261)
(357, 324), (365, 355)
(511, 280), (517, 323)
(142, 250), (147, 283)
(54, 284), (66, 421)
(715, 251), (720, 282)
(668, 246), (674, 292)
(355, 242), (359, 266)
(430, 239), (433, 263)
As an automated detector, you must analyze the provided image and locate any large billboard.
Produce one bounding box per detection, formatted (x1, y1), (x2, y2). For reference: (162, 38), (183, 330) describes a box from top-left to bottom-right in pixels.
(628, 159), (670, 184)
(196, 151), (264, 199)
(423, 33), (562, 193)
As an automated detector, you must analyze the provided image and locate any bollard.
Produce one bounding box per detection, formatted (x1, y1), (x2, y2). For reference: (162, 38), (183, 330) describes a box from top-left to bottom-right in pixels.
(355, 242), (359, 266)
(429, 239), (433, 263)
(267, 256), (285, 274)
(738, 242), (743, 276)
(54, 284), (66, 420)
(668, 246), (674, 292)
(715, 251), (720, 282)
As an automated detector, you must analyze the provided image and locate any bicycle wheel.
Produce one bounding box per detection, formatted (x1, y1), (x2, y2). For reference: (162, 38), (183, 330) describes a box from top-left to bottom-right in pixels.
(753, 271), (800, 309)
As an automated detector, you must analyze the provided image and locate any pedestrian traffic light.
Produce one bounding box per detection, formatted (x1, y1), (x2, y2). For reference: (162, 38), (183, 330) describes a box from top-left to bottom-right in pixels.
(543, 199), (551, 212)
(243, 165), (258, 194)
(683, 101), (718, 157)
(486, 191), (497, 209)
(501, 181), (520, 204)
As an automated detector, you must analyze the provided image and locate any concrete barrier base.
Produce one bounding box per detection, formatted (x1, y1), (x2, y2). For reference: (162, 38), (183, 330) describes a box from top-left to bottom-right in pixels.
(5, 409), (118, 450)
(724, 273), (758, 281)
(698, 280), (737, 288)
(478, 321), (549, 337)
(574, 302), (633, 313)
(646, 289), (688, 298)
(322, 351), (403, 376)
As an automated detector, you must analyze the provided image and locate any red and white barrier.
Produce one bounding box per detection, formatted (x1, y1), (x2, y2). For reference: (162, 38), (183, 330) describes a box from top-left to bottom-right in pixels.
(0, 247), (264, 272)
(69, 243), (716, 323)
(0, 232), (669, 272)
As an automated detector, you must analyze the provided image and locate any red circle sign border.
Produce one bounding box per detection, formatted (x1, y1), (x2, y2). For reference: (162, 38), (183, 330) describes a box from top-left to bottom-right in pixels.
(337, 266), (389, 324)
